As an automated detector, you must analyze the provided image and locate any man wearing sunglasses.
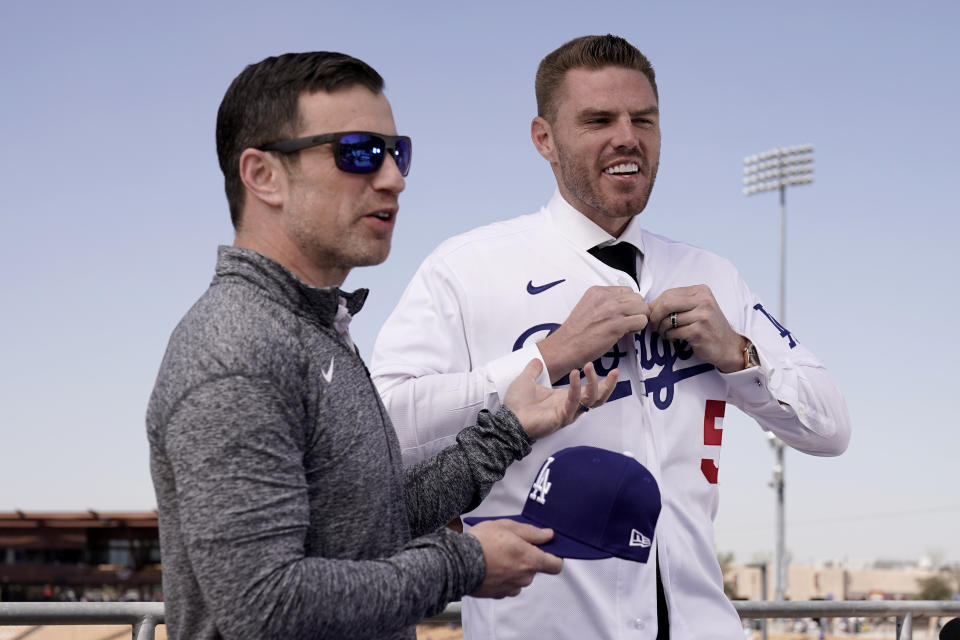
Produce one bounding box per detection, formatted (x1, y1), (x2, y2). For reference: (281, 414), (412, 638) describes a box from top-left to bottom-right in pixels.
(146, 51), (618, 640)
(371, 35), (850, 639)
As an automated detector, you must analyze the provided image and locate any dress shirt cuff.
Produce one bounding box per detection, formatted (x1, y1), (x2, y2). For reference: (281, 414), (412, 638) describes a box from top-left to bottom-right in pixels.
(486, 343), (551, 403)
(720, 343), (798, 419)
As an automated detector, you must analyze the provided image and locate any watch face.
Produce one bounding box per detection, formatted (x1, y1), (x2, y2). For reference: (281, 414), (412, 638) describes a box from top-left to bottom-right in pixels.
(746, 343), (760, 367)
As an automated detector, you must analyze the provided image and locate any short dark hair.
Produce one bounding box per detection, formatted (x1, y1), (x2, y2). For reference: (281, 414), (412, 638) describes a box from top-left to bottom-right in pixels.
(215, 52), (384, 228)
(535, 35), (658, 123)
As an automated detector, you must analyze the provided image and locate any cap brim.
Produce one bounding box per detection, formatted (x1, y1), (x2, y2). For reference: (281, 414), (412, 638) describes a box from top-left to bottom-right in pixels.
(462, 513), (612, 560)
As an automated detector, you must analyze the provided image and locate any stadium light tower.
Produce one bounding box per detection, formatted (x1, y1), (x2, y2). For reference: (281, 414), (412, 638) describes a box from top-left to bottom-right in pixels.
(742, 144), (814, 602)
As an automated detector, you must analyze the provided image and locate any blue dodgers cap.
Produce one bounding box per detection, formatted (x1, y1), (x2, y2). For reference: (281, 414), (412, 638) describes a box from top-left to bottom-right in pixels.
(464, 446), (661, 563)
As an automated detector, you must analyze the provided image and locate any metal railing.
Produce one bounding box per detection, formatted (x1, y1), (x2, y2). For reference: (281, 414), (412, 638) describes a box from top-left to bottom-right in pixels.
(734, 601), (960, 639)
(1, 600), (959, 639)
(429, 600), (960, 639)
(0, 602), (164, 640)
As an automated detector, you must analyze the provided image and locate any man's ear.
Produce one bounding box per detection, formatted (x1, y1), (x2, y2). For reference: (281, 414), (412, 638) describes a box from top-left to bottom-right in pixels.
(239, 148), (285, 208)
(531, 116), (558, 164)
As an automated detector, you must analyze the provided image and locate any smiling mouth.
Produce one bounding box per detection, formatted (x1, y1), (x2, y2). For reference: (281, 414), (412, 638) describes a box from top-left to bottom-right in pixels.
(603, 162), (640, 176)
(370, 211), (394, 221)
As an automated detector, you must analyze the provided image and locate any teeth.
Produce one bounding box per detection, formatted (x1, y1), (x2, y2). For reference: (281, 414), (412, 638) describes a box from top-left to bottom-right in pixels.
(374, 212), (392, 220)
(604, 163), (639, 175)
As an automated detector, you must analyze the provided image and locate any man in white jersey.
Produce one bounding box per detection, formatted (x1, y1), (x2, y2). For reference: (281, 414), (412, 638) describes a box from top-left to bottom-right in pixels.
(371, 35), (851, 639)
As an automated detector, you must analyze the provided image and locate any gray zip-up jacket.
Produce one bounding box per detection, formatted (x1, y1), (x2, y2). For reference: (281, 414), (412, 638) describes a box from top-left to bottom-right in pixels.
(147, 246), (533, 639)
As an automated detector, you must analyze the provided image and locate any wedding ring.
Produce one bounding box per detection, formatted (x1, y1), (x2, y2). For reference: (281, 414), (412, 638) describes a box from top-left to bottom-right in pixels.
(669, 312), (679, 329)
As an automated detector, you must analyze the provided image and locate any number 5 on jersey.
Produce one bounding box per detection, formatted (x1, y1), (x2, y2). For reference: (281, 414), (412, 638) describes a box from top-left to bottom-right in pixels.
(700, 400), (725, 484)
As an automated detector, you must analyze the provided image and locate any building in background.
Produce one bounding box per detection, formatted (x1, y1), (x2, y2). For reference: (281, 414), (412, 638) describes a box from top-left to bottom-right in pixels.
(728, 562), (960, 601)
(3, 509), (957, 606)
(0, 511), (160, 602)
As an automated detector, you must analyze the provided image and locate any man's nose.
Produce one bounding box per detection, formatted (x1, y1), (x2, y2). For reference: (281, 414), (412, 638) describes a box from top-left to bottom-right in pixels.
(373, 154), (406, 194)
(610, 117), (639, 149)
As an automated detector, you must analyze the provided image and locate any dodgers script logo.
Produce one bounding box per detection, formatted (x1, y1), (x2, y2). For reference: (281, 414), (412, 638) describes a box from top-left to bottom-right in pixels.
(529, 456), (555, 504)
(512, 324), (713, 411)
(510, 303), (796, 411)
(634, 328), (714, 410)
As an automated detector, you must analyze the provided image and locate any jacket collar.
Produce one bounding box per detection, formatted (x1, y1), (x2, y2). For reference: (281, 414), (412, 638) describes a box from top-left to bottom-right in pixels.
(214, 245), (368, 325)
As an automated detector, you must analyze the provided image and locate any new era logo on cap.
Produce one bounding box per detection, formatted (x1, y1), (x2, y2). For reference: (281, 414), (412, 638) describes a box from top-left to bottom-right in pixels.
(630, 529), (652, 548)
(464, 446), (661, 563)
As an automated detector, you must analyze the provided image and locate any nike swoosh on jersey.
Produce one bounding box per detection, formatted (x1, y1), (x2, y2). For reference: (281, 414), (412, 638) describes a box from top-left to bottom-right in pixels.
(322, 357), (335, 383)
(526, 279), (566, 294)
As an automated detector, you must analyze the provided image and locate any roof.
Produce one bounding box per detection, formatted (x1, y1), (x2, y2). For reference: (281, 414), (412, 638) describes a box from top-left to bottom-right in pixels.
(0, 510), (158, 529)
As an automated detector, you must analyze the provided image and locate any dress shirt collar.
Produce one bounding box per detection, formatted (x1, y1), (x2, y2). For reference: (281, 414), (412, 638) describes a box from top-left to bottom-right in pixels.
(545, 189), (646, 256)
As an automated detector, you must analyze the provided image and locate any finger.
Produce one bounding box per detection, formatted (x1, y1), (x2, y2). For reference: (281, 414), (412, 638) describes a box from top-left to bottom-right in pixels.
(647, 290), (676, 327)
(587, 285), (636, 298)
(618, 292), (652, 316)
(596, 368), (619, 404)
(581, 361), (599, 406)
(520, 358), (544, 380)
(646, 292), (668, 326)
(623, 312), (650, 334)
(668, 284), (704, 298)
(516, 573), (535, 588)
(535, 551), (563, 575)
(604, 285), (638, 295)
(565, 368), (583, 418)
(659, 310), (683, 336)
(615, 299), (652, 334)
(648, 290), (697, 326)
(648, 304), (671, 329)
(501, 521), (556, 545)
(655, 307), (689, 336)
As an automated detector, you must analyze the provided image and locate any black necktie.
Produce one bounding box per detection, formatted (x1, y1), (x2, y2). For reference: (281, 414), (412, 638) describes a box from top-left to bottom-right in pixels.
(588, 242), (638, 285)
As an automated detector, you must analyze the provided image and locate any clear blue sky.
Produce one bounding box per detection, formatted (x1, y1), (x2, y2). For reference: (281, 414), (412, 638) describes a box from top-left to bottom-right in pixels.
(2, 0), (958, 568)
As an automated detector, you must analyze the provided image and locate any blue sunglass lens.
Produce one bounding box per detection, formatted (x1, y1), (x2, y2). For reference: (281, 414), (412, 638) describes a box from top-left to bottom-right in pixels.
(338, 133), (382, 173)
(337, 133), (411, 176)
(393, 137), (412, 176)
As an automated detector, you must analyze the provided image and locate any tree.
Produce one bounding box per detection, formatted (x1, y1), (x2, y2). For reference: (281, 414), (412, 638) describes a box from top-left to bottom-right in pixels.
(916, 574), (953, 600)
(944, 564), (960, 596)
(717, 551), (739, 599)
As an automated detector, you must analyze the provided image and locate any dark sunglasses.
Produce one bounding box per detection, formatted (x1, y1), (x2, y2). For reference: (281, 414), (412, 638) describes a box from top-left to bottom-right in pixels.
(258, 131), (412, 176)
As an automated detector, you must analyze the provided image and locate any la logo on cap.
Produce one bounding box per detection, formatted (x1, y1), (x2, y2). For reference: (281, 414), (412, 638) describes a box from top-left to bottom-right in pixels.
(464, 446), (661, 563)
(529, 456), (555, 504)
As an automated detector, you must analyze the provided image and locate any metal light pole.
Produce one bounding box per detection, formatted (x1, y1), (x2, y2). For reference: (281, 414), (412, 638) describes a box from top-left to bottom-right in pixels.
(742, 145), (814, 602)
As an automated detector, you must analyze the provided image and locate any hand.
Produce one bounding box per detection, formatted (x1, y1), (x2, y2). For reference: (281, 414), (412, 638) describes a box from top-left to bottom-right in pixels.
(467, 519), (563, 598)
(647, 285), (746, 373)
(537, 286), (650, 383)
(503, 360), (619, 440)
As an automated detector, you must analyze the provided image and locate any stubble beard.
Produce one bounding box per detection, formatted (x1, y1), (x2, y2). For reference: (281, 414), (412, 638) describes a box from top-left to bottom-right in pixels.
(285, 180), (393, 273)
(293, 215), (392, 272)
(557, 143), (659, 223)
